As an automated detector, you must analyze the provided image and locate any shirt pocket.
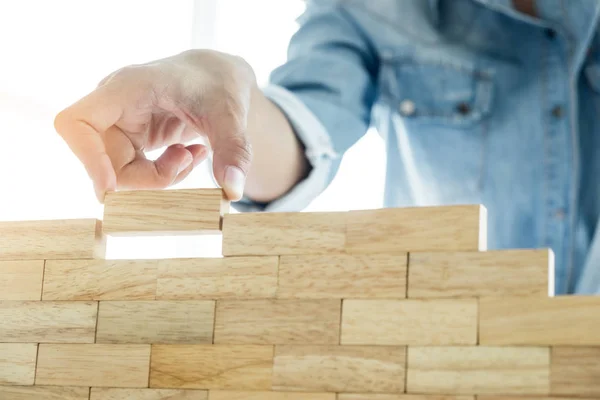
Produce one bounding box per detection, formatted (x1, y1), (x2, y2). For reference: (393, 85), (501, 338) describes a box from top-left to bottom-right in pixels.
(378, 57), (495, 127)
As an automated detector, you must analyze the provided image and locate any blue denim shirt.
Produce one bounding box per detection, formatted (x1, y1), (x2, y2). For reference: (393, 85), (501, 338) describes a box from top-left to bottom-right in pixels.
(238, 0), (600, 295)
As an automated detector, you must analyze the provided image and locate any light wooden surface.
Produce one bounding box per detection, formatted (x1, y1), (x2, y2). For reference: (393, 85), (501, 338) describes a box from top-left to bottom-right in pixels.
(0, 260), (44, 300)
(480, 297), (600, 345)
(408, 249), (552, 298)
(156, 257), (278, 299)
(346, 205), (487, 253)
(43, 259), (158, 300)
(96, 300), (215, 344)
(0, 218), (105, 260)
(103, 189), (228, 235)
(341, 299), (477, 345)
(338, 396), (475, 400)
(277, 254), (407, 299)
(208, 391), (335, 400)
(0, 386), (90, 400)
(407, 346), (550, 394)
(551, 347), (600, 397)
(0, 301), (97, 343)
(150, 345), (274, 390)
(273, 345), (406, 393)
(36, 344), (151, 387)
(214, 300), (341, 344)
(0, 343), (37, 385)
(222, 212), (347, 256)
(91, 388), (208, 400)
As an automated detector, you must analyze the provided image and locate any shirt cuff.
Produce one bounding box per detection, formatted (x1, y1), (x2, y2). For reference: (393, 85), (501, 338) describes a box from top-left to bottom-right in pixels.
(233, 84), (339, 212)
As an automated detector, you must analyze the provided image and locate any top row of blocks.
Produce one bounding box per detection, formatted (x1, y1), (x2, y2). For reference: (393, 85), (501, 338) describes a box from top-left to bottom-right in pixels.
(0, 189), (487, 260)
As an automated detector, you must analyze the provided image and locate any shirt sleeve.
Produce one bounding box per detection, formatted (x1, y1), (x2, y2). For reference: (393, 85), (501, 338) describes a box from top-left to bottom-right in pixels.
(233, 0), (379, 212)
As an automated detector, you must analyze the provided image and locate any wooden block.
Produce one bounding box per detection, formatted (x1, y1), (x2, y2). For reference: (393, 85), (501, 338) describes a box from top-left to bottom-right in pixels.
(277, 254), (407, 299)
(156, 257), (278, 300)
(341, 299), (477, 345)
(208, 392), (333, 400)
(96, 300), (215, 344)
(222, 212), (346, 256)
(91, 388), (208, 400)
(407, 346), (550, 394)
(339, 396), (475, 400)
(0, 218), (105, 260)
(346, 205), (486, 253)
(479, 398), (590, 400)
(408, 249), (552, 298)
(0, 386), (89, 400)
(0, 301), (97, 343)
(273, 345), (406, 393)
(103, 189), (228, 236)
(551, 347), (600, 396)
(150, 345), (273, 390)
(480, 296), (600, 345)
(43, 259), (157, 300)
(208, 391), (336, 400)
(0, 260), (44, 300)
(36, 344), (151, 387)
(214, 299), (341, 344)
(0, 343), (37, 385)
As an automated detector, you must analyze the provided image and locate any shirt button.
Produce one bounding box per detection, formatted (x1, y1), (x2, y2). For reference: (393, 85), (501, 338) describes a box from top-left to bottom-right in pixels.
(551, 105), (564, 118)
(554, 209), (566, 219)
(399, 100), (416, 116)
(545, 28), (557, 39)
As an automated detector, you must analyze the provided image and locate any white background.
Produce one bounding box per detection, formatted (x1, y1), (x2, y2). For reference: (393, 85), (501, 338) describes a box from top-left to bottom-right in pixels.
(0, 0), (385, 258)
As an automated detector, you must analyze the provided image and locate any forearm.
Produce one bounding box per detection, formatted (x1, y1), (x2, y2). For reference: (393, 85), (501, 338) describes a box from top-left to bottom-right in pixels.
(243, 84), (310, 203)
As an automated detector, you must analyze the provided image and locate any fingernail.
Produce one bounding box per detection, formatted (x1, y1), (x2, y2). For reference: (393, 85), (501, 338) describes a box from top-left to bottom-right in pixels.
(177, 153), (193, 175)
(224, 165), (246, 200)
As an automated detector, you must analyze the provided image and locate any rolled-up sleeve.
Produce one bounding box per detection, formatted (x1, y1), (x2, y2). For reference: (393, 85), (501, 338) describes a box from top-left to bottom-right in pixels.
(234, 0), (378, 212)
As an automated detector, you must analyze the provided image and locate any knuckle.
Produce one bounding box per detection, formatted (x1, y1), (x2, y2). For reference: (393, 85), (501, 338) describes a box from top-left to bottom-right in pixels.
(53, 109), (72, 136)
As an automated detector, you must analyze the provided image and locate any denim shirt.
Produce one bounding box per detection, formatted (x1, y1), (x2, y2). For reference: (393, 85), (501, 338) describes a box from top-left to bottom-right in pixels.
(237, 0), (600, 295)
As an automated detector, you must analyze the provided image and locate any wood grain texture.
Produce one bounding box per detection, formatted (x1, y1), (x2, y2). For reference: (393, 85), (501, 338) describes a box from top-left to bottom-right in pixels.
(407, 346), (550, 394)
(96, 300), (215, 344)
(214, 299), (341, 344)
(0, 343), (37, 385)
(0, 386), (89, 400)
(208, 391), (335, 400)
(43, 259), (157, 300)
(156, 257), (278, 300)
(277, 254), (407, 299)
(0, 218), (105, 260)
(346, 205), (487, 253)
(479, 398), (590, 400)
(150, 345), (274, 390)
(0, 301), (97, 343)
(36, 344), (151, 387)
(408, 249), (552, 298)
(551, 347), (600, 396)
(222, 212), (346, 256)
(0, 260), (44, 300)
(341, 299), (477, 345)
(480, 296), (600, 345)
(273, 345), (406, 393)
(91, 388), (208, 400)
(339, 396), (475, 400)
(103, 189), (228, 236)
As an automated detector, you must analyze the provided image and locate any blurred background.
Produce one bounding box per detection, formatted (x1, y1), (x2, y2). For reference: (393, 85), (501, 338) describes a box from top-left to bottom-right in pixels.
(0, 0), (385, 257)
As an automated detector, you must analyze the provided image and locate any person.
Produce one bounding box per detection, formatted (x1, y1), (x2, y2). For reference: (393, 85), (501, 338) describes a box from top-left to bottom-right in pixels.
(54, 0), (600, 295)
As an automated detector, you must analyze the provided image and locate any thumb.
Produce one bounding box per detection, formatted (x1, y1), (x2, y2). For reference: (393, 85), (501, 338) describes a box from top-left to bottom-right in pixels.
(212, 134), (252, 202)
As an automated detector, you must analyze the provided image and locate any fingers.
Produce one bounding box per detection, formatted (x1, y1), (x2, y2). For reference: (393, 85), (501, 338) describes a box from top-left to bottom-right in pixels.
(55, 85), (126, 201)
(171, 144), (209, 186)
(116, 144), (207, 190)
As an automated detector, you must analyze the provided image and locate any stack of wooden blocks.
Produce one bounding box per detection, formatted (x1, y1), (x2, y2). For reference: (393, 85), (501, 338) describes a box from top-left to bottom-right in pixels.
(0, 188), (599, 400)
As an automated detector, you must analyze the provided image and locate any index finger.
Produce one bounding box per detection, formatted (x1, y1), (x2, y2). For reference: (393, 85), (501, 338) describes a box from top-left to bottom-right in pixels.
(54, 85), (124, 201)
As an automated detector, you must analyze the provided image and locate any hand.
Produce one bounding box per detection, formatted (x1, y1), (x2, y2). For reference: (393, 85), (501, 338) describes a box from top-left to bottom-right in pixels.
(54, 49), (255, 202)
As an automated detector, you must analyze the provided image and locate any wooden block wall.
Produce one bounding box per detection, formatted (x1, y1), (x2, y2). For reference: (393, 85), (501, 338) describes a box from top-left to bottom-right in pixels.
(2, 196), (600, 399)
